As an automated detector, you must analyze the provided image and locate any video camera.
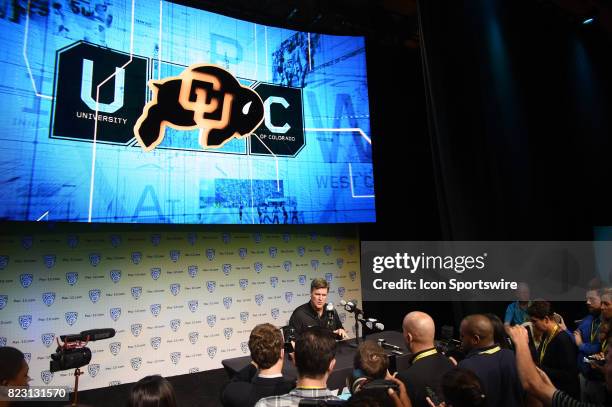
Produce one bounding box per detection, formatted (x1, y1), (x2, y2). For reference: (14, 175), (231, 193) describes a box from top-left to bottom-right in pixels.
(50, 328), (115, 372)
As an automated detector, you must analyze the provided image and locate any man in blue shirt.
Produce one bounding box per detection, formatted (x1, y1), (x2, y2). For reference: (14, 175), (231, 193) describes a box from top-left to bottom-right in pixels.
(504, 282), (531, 327)
(575, 288), (605, 403)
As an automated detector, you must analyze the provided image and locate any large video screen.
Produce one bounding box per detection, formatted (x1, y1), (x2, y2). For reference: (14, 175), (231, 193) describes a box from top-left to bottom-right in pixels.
(0, 1), (374, 224)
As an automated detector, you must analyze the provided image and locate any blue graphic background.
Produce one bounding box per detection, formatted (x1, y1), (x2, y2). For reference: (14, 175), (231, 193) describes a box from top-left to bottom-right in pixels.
(0, 0), (374, 224)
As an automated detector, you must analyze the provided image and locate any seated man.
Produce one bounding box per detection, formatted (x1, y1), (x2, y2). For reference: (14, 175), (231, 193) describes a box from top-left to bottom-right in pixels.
(289, 277), (347, 339)
(221, 323), (295, 407)
(255, 326), (340, 407)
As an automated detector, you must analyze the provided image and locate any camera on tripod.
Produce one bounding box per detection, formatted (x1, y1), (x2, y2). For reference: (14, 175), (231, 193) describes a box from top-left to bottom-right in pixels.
(50, 329), (115, 372)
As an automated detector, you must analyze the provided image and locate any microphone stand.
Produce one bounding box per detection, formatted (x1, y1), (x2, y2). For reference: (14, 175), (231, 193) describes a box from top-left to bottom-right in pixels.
(348, 311), (362, 348)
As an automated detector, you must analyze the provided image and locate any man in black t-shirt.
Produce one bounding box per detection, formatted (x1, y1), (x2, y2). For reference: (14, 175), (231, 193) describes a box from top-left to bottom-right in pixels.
(288, 278), (347, 338)
(396, 311), (455, 407)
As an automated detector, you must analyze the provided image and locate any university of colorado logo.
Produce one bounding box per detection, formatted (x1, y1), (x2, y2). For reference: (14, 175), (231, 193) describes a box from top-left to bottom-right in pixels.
(51, 41), (147, 145)
(133, 64), (264, 152)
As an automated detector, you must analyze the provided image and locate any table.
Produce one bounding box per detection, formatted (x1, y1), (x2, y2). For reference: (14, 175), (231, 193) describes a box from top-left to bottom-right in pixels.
(221, 331), (411, 390)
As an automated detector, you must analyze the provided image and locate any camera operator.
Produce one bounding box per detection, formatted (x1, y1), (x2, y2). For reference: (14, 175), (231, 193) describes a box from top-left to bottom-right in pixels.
(221, 323), (295, 407)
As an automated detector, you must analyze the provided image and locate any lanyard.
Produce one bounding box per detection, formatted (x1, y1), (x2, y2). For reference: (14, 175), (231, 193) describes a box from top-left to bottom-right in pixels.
(539, 325), (560, 364)
(478, 345), (501, 355)
(602, 339), (608, 354)
(412, 348), (438, 363)
(590, 319), (601, 343)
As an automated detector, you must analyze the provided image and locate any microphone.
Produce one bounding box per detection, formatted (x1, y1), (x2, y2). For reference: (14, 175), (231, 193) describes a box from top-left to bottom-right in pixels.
(60, 328), (116, 343)
(364, 319), (385, 331)
(326, 303), (335, 330)
(340, 299), (363, 315)
(379, 340), (401, 351)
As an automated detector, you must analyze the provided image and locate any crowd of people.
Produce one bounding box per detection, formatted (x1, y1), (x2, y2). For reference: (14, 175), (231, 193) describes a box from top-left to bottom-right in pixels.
(2, 287), (612, 406)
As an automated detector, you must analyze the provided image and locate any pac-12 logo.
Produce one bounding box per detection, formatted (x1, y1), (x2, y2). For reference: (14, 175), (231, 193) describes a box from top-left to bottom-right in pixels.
(133, 64), (264, 152)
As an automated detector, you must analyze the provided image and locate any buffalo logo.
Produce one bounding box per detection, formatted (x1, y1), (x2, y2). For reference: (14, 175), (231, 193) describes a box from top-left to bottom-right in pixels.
(18, 314), (33, 329)
(206, 248), (215, 261)
(347, 244), (356, 255)
(150, 267), (161, 280)
(23, 353), (31, 364)
(189, 367), (200, 373)
(337, 258), (344, 269)
(239, 247), (247, 259)
(187, 232), (197, 246)
(240, 341), (249, 353)
(66, 271), (79, 286)
(207, 314), (217, 327)
(89, 253), (101, 267)
(254, 262), (263, 274)
(298, 275), (307, 285)
(282, 233), (291, 243)
(170, 319), (181, 332)
(131, 286), (142, 300)
(41, 333), (55, 347)
(310, 232), (318, 241)
(188, 331), (199, 345)
(110, 269), (122, 283)
(324, 245), (332, 256)
(223, 296), (232, 309)
(89, 289), (101, 303)
(170, 352), (181, 365)
(188, 265), (198, 278)
(340, 313), (347, 324)
(131, 323), (142, 337)
(207, 346), (217, 359)
(41, 370), (53, 385)
(271, 308), (280, 320)
(240, 311), (249, 324)
(0, 255), (8, 270)
(269, 247), (278, 258)
(0, 337), (6, 347)
(150, 337), (161, 350)
(151, 234), (161, 246)
(349, 271), (357, 282)
(325, 273), (333, 283)
(134, 64), (264, 151)
(255, 294), (264, 306)
(253, 233), (262, 243)
(131, 252), (142, 265)
(67, 235), (79, 249)
(21, 236), (33, 250)
(338, 287), (346, 298)
(170, 283), (181, 296)
(109, 381), (121, 386)
(222, 263), (232, 276)
(270, 276), (279, 288)
(297, 246), (305, 257)
(222, 233), (231, 244)
(88, 364), (100, 378)
(310, 259), (319, 271)
(130, 357), (142, 371)
(206, 281), (216, 293)
(43, 254), (56, 269)
(170, 250), (180, 263)
(224, 327), (233, 340)
(150, 304), (161, 317)
(20, 273), (33, 288)
(0, 295), (7, 310)
(110, 307), (122, 322)
(239, 278), (248, 290)
(110, 235), (121, 248)
(283, 260), (292, 272)
(285, 291), (294, 303)
(65, 312), (78, 326)
(109, 342), (121, 356)
(188, 300), (199, 313)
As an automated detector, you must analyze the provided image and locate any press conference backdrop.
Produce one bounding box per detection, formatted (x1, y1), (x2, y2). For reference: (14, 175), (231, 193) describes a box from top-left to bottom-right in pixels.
(0, 1), (374, 223)
(0, 225), (361, 390)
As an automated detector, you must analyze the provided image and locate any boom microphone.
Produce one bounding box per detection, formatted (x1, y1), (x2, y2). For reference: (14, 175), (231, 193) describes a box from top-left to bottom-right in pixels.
(60, 328), (116, 342)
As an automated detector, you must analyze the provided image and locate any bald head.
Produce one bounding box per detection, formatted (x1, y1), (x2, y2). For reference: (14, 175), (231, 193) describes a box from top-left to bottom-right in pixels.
(460, 314), (494, 352)
(402, 311), (435, 350)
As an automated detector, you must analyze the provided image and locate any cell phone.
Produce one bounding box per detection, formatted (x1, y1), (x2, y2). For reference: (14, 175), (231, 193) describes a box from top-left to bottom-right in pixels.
(585, 355), (606, 366)
(425, 386), (442, 405)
